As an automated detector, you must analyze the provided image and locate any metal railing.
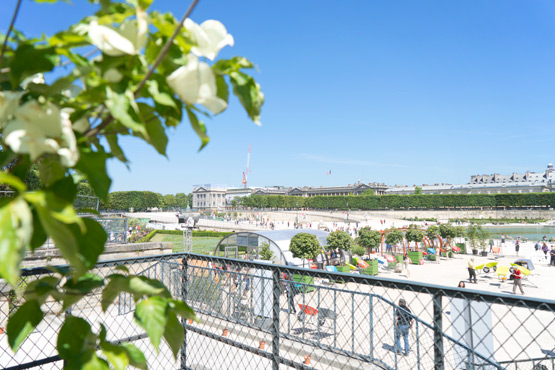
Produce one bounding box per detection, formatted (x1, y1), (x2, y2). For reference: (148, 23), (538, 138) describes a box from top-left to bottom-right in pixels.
(1, 253), (554, 369)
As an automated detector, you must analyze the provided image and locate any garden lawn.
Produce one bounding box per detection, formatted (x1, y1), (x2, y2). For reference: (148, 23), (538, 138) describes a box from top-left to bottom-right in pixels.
(151, 234), (221, 254)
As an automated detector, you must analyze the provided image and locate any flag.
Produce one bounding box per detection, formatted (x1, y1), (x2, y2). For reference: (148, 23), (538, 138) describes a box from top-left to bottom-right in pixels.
(326, 170), (331, 175)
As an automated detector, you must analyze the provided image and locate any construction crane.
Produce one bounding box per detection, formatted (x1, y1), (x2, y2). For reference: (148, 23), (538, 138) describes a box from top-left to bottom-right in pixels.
(241, 145), (251, 188)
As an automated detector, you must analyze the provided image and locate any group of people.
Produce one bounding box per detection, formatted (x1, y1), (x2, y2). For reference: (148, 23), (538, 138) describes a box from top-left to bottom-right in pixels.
(466, 257), (525, 294)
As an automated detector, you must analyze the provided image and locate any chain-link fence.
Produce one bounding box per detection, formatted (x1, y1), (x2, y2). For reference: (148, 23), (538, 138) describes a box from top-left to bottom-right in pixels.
(1, 253), (555, 370)
(97, 217), (128, 243)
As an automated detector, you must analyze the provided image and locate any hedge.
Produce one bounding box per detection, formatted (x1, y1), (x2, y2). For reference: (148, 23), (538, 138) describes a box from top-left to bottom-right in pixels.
(238, 193), (555, 210)
(136, 230), (233, 243)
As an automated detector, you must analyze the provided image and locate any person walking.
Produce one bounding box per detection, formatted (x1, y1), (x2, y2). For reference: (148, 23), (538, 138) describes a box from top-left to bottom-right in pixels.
(512, 267), (524, 295)
(394, 298), (413, 356)
(542, 243), (549, 261)
(468, 258), (477, 284)
(403, 253), (410, 278)
(435, 246), (440, 264)
(283, 273), (298, 313)
(489, 239), (494, 253)
(550, 246), (555, 267)
(515, 239), (520, 257)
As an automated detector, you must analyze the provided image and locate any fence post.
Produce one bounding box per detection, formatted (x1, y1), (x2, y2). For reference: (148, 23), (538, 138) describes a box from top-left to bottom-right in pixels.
(272, 268), (281, 370)
(433, 291), (444, 370)
(180, 256), (188, 370)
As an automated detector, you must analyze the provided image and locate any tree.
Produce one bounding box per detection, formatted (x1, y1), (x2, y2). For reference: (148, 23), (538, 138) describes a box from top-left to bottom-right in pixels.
(326, 230), (353, 252)
(187, 193), (193, 208)
(361, 189), (375, 196)
(426, 225), (439, 247)
(175, 193), (189, 208)
(259, 241), (274, 262)
(0, 0), (263, 367)
(476, 226), (491, 251)
(290, 233), (321, 266)
(466, 225), (479, 250)
(414, 186), (422, 195)
(356, 226), (381, 253)
(439, 224), (457, 247)
(404, 224), (425, 251)
(385, 227), (404, 248)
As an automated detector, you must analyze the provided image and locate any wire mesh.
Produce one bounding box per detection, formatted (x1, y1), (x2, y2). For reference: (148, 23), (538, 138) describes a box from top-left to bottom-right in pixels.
(1, 252), (554, 370)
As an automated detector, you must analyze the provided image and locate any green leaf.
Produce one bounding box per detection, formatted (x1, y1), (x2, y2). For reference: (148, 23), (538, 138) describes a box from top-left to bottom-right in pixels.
(100, 341), (129, 370)
(169, 299), (198, 321)
(7, 300), (44, 352)
(75, 148), (112, 200)
(83, 354), (111, 370)
(24, 276), (60, 304)
(62, 273), (104, 311)
(39, 157), (66, 187)
(215, 75), (229, 105)
(114, 265), (129, 273)
(49, 175), (77, 204)
(57, 316), (96, 367)
(121, 343), (147, 370)
(102, 274), (130, 312)
(229, 71), (264, 125)
(105, 88), (146, 136)
(213, 57), (254, 75)
(163, 311), (184, 359)
(76, 218), (107, 270)
(135, 296), (168, 351)
(128, 276), (171, 298)
(0, 172), (26, 193)
(186, 108), (209, 150)
(147, 79), (177, 109)
(29, 209), (47, 251)
(0, 198), (33, 285)
(144, 116), (168, 156)
(106, 135), (128, 164)
(10, 44), (59, 86)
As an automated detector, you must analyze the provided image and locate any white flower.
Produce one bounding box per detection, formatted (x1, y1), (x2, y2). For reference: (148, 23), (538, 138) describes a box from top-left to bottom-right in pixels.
(167, 55), (227, 114)
(58, 112), (79, 167)
(88, 9), (148, 57)
(185, 19), (234, 60)
(0, 91), (23, 127)
(3, 102), (80, 166)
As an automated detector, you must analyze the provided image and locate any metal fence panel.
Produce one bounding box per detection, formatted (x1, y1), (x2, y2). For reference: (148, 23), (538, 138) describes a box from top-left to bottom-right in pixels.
(1, 252), (555, 370)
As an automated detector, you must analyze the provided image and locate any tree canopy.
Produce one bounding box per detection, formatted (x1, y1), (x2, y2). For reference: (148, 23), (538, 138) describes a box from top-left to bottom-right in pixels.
(326, 230), (353, 251)
(356, 226), (381, 252)
(290, 233), (322, 261)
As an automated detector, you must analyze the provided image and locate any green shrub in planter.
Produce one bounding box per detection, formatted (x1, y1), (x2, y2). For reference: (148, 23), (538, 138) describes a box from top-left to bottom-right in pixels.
(336, 266), (351, 273)
(456, 243), (466, 254)
(427, 253), (436, 261)
(292, 274), (315, 293)
(448, 251), (454, 258)
(395, 255), (404, 264)
(388, 261), (398, 269)
(408, 251), (423, 264)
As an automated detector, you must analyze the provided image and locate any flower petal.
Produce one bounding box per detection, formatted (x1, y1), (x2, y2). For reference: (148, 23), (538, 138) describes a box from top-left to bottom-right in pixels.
(88, 20), (136, 56)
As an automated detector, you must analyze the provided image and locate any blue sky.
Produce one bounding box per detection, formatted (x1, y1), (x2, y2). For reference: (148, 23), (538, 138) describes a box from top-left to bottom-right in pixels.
(5, 0), (555, 194)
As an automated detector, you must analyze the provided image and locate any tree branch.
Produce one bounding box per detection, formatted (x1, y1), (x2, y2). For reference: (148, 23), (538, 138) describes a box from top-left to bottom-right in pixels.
(0, 0), (23, 67)
(85, 0), (200, 138)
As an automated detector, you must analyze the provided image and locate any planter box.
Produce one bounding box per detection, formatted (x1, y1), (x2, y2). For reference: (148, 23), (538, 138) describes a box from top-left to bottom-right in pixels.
(408, 251), (423, 265)
(292, 274), (315, 293)
(388, 261), (398, 269)
(480, 251), (488, 257)
(395, 255), (404, 264)
(427, 253), (436, 261)
(362, 260), (379, 276)
(335, 266), (351, 273)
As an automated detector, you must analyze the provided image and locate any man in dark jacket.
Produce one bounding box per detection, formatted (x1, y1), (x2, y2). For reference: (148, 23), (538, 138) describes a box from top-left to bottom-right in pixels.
(395, 298), (413, 356)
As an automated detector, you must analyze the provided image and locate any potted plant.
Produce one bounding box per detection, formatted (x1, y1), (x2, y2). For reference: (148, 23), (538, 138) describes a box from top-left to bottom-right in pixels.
(356, 226), (381, 256)
(327, 230), (354, 272)
(477, 226), (491, 257)
(405, 224), (425, 264)
(289, 233), (319, 290)
(466, 225), (479, 255)
(439, 224), (457, 252)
